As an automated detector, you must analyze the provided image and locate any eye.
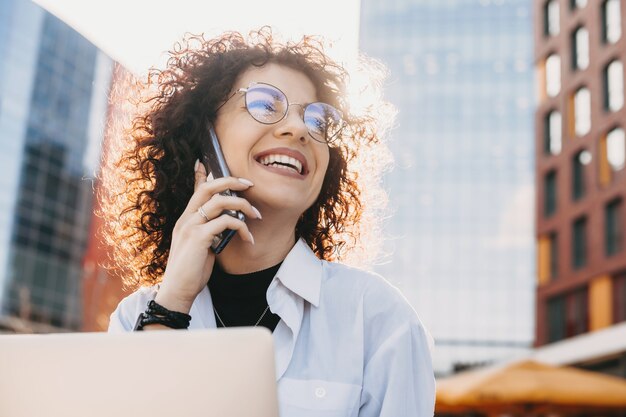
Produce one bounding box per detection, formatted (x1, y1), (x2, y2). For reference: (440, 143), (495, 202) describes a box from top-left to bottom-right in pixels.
(304, 104), (330, 133)
(304, 103), (343, 142)
(263, 101), (277, 113)
(306, 115), (325, 134)
(248, 100), (270, 111)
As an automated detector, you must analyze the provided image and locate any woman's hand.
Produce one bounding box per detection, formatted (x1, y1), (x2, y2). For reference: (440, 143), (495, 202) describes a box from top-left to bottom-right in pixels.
(154, 160), (261, 314)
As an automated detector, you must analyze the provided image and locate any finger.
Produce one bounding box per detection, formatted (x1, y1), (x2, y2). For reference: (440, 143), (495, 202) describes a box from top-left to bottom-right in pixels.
(186, 176), (254, 214)
(193, 159), (208, 192)
(200, 213), (254, 245)
(192, 194), (260, 225)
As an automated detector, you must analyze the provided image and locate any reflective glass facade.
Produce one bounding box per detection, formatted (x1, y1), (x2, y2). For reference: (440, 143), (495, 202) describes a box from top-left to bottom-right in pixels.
(359, 0), (534, 373)
(0, 0), (113, 330)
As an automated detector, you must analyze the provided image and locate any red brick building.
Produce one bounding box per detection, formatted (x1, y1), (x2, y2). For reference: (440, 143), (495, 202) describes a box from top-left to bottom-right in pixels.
(534, 0), (626, 376)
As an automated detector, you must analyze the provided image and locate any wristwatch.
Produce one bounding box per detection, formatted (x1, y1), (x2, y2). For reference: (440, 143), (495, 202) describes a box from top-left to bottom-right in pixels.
(133, 300), (191, 331)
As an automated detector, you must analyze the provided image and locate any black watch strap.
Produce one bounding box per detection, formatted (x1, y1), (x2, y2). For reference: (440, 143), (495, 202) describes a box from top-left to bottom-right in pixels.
(133, 300), (191, 331)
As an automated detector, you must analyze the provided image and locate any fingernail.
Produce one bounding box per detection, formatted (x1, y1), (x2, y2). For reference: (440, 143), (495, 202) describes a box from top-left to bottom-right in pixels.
(206, 172), (214, 181)
(251, 206), (262, 219)
(238, 178), (254, 187)
(249, 232), (255, 245)
(194, 159), (200, 171)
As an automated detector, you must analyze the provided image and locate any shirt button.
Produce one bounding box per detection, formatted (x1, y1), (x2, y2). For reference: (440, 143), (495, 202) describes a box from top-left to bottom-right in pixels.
(315, 387), (326, 398)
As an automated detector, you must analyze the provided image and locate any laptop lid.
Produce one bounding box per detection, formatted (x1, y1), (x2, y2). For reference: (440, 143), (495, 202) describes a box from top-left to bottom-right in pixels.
(0, 328), (279, 417)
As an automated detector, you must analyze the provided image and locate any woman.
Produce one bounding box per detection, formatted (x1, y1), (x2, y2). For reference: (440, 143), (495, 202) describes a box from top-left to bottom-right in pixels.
(104, 28), (435, 416)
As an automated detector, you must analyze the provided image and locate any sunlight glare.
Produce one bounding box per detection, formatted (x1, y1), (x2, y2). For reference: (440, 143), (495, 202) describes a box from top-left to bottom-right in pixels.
(33, 0), (361, 75)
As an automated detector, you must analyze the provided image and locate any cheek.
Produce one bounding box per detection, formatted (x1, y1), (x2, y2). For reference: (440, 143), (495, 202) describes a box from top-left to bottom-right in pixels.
(220, 140), (241, 168)
(318, 148), (330, 175)
(212, 122), (234, 165)
(215, 124), (254, 173)
(312, 149), (331, 196)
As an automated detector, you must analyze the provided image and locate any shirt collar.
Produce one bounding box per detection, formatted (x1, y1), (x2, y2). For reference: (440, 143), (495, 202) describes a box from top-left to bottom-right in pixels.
(273, 239), (322, 307)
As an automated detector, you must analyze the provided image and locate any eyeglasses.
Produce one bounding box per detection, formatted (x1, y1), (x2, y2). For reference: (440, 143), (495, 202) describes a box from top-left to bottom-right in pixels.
(221, 82), (344, 144)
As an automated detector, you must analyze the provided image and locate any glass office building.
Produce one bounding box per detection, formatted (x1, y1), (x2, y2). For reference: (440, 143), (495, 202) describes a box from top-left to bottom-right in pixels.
(359, 0), (535, 373)
(0, 0), (113, 330)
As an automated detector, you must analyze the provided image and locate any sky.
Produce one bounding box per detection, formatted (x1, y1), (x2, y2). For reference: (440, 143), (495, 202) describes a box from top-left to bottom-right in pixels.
(33, 0), (361, 75)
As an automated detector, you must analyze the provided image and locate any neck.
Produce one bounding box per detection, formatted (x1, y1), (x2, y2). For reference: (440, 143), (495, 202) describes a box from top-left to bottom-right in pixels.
(215, 210), (299, 274)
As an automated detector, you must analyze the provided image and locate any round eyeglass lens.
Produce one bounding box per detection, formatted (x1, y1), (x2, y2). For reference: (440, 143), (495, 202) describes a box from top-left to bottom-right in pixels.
(245, 84), (287, 124)
(304, 103), (343, 142)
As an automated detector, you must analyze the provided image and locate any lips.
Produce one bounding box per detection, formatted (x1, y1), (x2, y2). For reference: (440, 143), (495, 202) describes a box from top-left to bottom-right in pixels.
(253, 147), (309, 176)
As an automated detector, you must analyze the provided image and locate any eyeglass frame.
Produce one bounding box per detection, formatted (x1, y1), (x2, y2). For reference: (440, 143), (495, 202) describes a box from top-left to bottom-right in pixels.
(215, 82), (344, 144)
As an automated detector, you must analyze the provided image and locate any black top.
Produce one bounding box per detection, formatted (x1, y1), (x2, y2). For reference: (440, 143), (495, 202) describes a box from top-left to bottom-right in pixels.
(208, 261), (282, 332)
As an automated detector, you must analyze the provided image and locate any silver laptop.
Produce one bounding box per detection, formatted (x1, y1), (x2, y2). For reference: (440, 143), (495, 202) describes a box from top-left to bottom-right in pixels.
(0, 328), (279, 417)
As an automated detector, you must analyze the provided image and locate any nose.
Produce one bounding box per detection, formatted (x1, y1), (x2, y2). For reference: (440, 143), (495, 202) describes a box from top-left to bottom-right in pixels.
(273, 104), (309, 144)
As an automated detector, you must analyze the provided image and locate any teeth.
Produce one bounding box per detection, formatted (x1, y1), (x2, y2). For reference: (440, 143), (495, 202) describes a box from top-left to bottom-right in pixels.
(259, 154), (303, 174)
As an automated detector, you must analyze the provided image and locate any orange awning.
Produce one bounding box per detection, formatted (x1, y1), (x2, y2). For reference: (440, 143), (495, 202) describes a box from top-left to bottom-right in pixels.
(436, 360), (626, 413)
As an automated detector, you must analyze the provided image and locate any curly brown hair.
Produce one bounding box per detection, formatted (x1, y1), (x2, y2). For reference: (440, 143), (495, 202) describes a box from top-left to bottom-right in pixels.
(99, 28), (391, 289)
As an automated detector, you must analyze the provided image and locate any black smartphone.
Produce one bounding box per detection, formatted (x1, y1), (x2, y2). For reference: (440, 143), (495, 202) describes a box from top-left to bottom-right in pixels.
(199, 121), (246, 254)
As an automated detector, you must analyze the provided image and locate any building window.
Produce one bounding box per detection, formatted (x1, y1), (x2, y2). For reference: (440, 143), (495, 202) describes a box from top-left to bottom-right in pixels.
(567, 288), (589, 336)
(572, 216), (587, 269)
(544, 111), (562, 155)
(606, 199), (623, 256)
(607, 127), (626, 171)
(546, 54), (561, 98)
(572, 27), (589, 70)
(614, 272), (626, 323)
(574, 87), (591, 136)
(547, 296), (566, 342)
(604, 60), (624, 112)
(545, 0), (560, 36)
(545, 170), (557, 217)
(603, 0), (622, 44)
(547, 288), (589, 343)
(600, 128), (625, 187)
(549, 232), (559, 280)
(572, 150), (591, 200)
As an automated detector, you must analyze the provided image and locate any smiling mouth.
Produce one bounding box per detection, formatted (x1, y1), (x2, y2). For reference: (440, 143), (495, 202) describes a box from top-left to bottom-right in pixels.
(256, 154), (305, 175)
